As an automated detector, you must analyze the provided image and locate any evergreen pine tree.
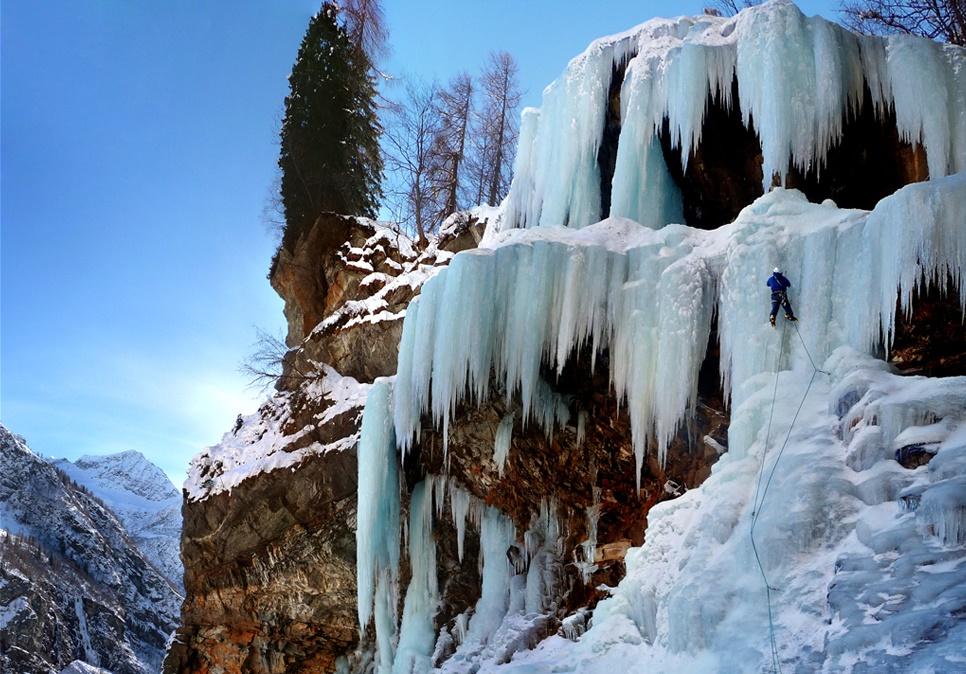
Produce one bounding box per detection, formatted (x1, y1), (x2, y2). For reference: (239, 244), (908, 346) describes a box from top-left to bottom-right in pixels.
(277, 3), (383, 253)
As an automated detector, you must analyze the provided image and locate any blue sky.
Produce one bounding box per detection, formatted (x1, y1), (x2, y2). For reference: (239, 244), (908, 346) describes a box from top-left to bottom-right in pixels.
(1, 0), (839, 486)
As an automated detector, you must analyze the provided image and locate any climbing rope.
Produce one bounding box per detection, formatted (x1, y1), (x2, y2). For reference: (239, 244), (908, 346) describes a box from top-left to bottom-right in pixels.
(749, 320), (830, 673)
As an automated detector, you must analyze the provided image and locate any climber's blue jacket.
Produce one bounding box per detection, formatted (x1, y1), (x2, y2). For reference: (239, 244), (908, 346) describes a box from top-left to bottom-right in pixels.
(767, 272), (791, 294)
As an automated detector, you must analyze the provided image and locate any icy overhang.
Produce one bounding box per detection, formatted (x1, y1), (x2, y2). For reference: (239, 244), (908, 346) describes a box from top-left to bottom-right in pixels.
(500, 0), (965, 233)
(397, 176), (966, 484)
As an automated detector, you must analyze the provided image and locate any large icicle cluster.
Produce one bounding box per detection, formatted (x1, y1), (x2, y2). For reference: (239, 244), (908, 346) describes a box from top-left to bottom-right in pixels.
(394, 175), (965, 482)
(358, 173), (964, 670)
(502, 0), (966, 231)
(355, 448), (568, 673)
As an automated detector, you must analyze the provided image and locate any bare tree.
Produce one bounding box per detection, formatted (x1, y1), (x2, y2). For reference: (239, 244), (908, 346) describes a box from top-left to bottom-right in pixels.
(473, 51), (522, 207)
(841, 0), (965, 44)
(463, 123), (491, 207)
(706, 0), (761, 17)
(382, 80), (445, 245)
(341, 0), (390, 61)
(240, 327), (317, 391)
(430, 73), (474, 219)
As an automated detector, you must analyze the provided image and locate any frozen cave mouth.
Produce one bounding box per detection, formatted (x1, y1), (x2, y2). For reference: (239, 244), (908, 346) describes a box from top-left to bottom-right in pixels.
(599, 77), (933, 230)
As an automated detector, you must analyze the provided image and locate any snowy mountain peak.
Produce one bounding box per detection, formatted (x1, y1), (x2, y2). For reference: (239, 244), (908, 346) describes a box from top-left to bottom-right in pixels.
(68, 449), (179, 503)
(0, 423), (34, 459)
(0, 426), (179, 673)
(53, 451), (183, 591)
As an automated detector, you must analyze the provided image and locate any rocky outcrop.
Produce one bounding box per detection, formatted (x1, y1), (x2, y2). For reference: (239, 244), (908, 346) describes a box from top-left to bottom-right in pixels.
(169, 446), (359, 673)
(168, 213), (485, 674)
(270, 213), (420, 349)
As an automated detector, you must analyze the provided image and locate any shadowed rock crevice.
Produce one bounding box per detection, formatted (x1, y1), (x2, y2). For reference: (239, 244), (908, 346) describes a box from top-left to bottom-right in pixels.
(785, 83), (929, 209)
(659, 76), (765, 229)
(889, 277), (966, 377)
(598, 59), (630, 220)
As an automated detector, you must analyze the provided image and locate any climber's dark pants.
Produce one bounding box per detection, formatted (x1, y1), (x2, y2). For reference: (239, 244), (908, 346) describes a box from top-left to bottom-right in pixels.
(770, 291), (794, 318)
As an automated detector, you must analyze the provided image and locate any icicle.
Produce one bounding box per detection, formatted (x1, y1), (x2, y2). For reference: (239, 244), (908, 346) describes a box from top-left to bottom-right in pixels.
(578, 487), (602, 584)
(356, 378), (401, 635)
(448, 481), (485, 563)
(465, 508), (516, 644)
(499, 1), (965, 234)
(373, 570), (397, 674)
(393, 480), (440, 674)
(493, 413), (514, 476)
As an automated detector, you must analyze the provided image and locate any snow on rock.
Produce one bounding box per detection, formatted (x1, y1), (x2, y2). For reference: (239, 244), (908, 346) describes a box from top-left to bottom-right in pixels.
(0, 596), (32, 629)
(185, 365), (370, 501)
(61, 661), (116, 674)
(54, 451), (183, 590)
(501, 0), (965, 232)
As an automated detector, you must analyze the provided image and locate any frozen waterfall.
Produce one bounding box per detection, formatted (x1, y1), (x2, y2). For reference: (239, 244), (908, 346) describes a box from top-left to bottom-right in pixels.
(502, 0), (965, 232)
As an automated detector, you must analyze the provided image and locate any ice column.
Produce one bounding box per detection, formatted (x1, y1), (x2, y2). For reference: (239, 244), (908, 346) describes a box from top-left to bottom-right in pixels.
(466, 508), (516, 643)
(393, 479), (440, 674)
(356, 379), (401, 640)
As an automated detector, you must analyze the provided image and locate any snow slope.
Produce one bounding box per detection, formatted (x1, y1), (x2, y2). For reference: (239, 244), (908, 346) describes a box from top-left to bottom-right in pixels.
(54, 450), (183, 590)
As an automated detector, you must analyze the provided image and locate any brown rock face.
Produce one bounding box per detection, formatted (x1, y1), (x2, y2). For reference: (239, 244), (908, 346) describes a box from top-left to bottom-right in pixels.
(889, 279), (966, 378)
(269, 213), (418, 348)
(168, 214), (485, 674)
(168, 447), (358, 674)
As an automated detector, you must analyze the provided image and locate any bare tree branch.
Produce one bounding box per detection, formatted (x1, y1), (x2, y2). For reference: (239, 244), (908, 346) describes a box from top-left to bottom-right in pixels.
(240, 327), (320, 392)
(381, 79), (447, 245)
(340, 0), (390, 62)
(840, 0), (965, 44)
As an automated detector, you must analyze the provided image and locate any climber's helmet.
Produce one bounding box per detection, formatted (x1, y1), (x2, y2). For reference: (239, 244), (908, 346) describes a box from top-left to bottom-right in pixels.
(773, 267), (781, 274)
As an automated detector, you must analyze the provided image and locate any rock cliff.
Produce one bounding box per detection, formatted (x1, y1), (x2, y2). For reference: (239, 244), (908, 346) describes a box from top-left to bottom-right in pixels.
(166, 213), (484, 673)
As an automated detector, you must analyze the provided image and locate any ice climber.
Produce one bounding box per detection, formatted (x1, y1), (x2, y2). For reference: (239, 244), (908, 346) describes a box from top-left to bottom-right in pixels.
(767, 267), (797, 327)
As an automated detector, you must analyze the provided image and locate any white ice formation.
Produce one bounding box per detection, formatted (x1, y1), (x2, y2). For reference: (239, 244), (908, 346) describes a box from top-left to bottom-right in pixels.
(355, 1), (966, 672)
(502, 0), (965, 231)
(394, 177), (965, 482)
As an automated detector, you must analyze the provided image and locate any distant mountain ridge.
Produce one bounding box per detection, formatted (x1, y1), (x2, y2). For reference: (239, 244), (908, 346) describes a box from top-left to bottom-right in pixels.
(54, 450), (183, 591)
(0, 424), (180, 674)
